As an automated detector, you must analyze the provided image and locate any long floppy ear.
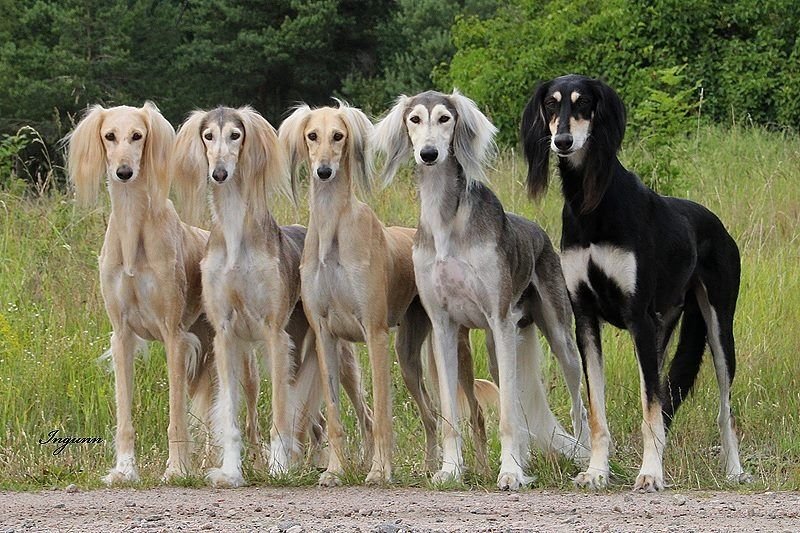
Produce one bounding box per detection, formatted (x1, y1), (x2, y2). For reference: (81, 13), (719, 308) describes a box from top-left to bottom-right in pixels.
(277, 104), (312, 192)
(171, 110), (209, 225)
(238, 106), (291, 214)
(449, 89), (498, 187)
(336, 100), (375, 195)
(521, 81), (552, 199)
(581, 79), (626, 213)
(372, 94), (411, 187)
(141, 101), (176, 210)
(66, 105), (107, 206)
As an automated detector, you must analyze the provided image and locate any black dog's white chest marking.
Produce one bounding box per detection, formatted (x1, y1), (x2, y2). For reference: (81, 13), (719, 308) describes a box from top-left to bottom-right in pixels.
(561, 244), (637, 297)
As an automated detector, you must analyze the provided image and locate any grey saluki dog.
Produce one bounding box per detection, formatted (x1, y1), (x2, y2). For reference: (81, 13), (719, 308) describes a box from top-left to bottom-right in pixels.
(374, 90), (590, 490)
(279, 101), (498, 485)
(172, 106), (344, 487)
(66, 102), (215, 484)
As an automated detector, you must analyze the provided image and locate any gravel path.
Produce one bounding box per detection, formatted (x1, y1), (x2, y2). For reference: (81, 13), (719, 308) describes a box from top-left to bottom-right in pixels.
(1, 486), (799, 532)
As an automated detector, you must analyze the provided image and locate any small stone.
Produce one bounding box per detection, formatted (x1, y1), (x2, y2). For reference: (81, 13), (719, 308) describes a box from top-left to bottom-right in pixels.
(277, 521), (300, 531)
(125, 501), (137, 508)
(372, 524), (400, 533)
(65, 484), (79, 494)
(255, 506), (263, 512)
(673, 495), (687, 506)
(600, 525), (610, 532)
(510, 495), (520, 502)
(225, 509), (237, 519)
(206, 509), (216, 517)
(54, 503), (66, 509)
(359, 508), (372, 516)
(613, 505), (622, 513)
(286, 526), (304, 533)
(200, 522), (213, 530)
(144, 515), (162, 522)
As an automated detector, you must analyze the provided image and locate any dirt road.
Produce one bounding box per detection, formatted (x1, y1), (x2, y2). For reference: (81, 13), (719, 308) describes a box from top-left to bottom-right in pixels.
(1, 486), (798, 532)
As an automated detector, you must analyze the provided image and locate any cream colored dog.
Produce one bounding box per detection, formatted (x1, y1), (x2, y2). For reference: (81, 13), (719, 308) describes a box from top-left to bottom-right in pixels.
(66, 102), (215, 484)
(280, 101), (497, 486)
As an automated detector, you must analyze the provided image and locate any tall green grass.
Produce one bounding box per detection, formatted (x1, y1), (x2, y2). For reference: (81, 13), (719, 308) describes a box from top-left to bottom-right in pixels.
(0, 124), (797, 490)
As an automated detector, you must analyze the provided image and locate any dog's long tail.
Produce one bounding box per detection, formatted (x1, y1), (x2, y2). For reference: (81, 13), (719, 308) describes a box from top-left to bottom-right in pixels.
(662, 291), (707, 429)
(287, 330), (323, 450)
(518, 325), (587, 462)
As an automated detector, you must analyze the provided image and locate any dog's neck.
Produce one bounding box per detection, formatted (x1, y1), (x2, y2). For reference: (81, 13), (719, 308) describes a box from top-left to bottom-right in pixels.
(307, 166), (358, 262)
(108, 177), (162, 277)
(416, 156), (471, 257)
(210, 179), (279, 268)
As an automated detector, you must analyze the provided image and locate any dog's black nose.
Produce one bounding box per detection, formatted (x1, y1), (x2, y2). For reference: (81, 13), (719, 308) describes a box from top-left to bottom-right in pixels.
(316, 165), (333, 181)
(212, 167), (228, 182)
(116, 165), (133, 181)
(553, 134), (574, 152)
(420, 146), (438, 164)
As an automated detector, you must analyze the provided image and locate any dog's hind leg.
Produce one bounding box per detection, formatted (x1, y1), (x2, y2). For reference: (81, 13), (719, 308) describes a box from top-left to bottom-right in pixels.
(455, 327), (492, 477)
(338, 341), (374, 464)
(364, 324), (393, 485)
(395, 299), (440, 472)
(695, 281), (749, 483)
(102, 329), (141, 485)
(242, 349), (264, 469)
(267, 325), (298, 476)
(316, 326), (346, 487)
(163, 330), (195, 481)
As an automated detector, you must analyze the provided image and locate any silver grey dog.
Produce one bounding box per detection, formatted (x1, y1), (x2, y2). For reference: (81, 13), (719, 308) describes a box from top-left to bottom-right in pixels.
(374, 90), (590, 490)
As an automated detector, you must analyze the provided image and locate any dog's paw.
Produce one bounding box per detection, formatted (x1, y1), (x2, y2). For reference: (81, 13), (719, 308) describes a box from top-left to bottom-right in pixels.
(431, 469), (461, 486)
(727, 471), (752, 484)
(206, 467), (245, 488)
(364, 467), (391, 486)
(318, 470), (342, 488)
(633, 473), (664, 493)
(161, 465), (190, 483)
(497, 470), (533, 491)
(573, 469), (609, 491)
(101, 464), (140, 486)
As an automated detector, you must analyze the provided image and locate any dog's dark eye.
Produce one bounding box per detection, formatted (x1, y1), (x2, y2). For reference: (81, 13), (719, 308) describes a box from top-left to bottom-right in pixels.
(439, 115), (450, 124)
(544, 98), (559, 112)
(574, 97), (591, 110)
(131, 132), (142, 141)
(333, 132), (344, 142)
(204, 132), (213, 141)
(409, 116), (421, 124)
(104, 132), (116, 142)
(307, 132), (317, 141)
(230, 131), (241, 141)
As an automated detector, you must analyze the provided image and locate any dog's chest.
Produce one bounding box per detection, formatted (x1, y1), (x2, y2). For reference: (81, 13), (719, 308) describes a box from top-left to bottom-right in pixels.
(102, 265), (166, 341)
(414, 243), (497, 329)
(561, 244), (637, 323)
(302, 260), (366, 342)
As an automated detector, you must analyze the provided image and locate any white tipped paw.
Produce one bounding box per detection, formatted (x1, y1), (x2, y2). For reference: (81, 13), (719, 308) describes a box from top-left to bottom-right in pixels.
(206, 467), (245, 488)
(497, 470), (533, 491)
(574, 469), (609, 490)
(101, 465), (140, 486)
(432, 469), (461, 486)
(161, 465), (190, 483)
(365, 467), (391, 486)
(727, 471), (752, 484)
(318, 470), (342, 488)
(633, 473), (664, 492)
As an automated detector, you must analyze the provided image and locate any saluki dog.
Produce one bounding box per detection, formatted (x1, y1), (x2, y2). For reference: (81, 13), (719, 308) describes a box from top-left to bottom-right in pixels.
(66, 102), (215, 484)
(375, 90), (589, 490)
(521, 74), (749, 491)
(280, 101), (497, 485)
(172, 106), (334, 487)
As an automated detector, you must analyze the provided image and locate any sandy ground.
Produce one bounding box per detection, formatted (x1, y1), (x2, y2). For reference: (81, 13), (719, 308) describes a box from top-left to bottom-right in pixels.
(1, 486), (799, 532)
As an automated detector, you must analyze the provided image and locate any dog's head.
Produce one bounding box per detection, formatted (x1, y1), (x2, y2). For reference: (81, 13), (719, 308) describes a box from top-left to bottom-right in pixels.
(521, 74), (626, 212)
(172, 106), (290, 223)
(278, 101), (373, 194)
(373, 90), (497, 188)
(66, 102), (174, 206)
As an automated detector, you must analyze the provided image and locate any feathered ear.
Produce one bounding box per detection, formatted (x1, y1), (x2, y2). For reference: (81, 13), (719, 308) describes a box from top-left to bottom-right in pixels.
(141, 101), (176, 209)
(449, 89), (497, 187)
(372, 94), (411, 187)
(171, 110), (209, 225)
(521, 81), (552, 199)
(238, 106), (291, 213)
(336, 100), (375, 195)
(277, 104), (312, 194)
(66, 105), (107, 206)
(580, 79), (627, 213)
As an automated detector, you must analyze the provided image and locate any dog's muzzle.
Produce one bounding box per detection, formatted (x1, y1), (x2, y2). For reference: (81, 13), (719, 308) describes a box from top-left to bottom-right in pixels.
(115, 165), (133, 182)
(553, 134), (574, 155)
(420, 146), (438, 165)
(316, 165), (333, 181)
(212, 167), (228, 183)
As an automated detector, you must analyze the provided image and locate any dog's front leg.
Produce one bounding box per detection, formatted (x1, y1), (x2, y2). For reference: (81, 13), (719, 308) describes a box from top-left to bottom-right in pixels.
(573, 311), (611, 490)
(364, 326), (393, 485)
(207, 329), (245, 488)
(267, 325), (297, 476)
(429, 314), (463, 486)
(163, 331), (192, 482)
(102, 329), (140, 485)
(493, 320), (532, 491)
(315, 325), (345, 487)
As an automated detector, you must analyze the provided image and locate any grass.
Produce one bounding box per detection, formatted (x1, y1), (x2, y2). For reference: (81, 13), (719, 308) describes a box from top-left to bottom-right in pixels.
(0, 123), (798, 492)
